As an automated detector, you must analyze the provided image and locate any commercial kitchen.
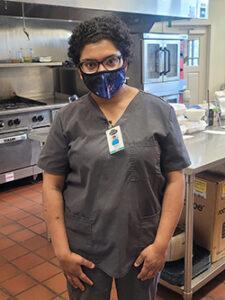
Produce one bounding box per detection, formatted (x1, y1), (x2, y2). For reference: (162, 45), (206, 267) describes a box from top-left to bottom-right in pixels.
(0, 0), (225, 299)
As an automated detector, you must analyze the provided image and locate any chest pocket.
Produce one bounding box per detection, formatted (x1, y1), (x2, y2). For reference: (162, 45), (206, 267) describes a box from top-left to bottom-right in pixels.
(126, 136), (161, 181)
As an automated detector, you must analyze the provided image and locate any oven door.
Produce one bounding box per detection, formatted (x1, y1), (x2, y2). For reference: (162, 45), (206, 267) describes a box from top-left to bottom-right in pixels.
(162, 40), (180, 82)
(0, 131), (41, 173)
(142, 39), (164, 84)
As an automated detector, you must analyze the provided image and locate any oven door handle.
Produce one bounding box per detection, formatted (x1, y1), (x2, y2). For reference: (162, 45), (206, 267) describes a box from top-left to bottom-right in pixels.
(164, 47), (171, 75)
(0, 133), (27, 144)
(155, 47), (164, 76)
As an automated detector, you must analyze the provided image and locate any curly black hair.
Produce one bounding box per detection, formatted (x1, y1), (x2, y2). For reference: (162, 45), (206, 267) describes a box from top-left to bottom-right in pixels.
(68, 15), (133, 67)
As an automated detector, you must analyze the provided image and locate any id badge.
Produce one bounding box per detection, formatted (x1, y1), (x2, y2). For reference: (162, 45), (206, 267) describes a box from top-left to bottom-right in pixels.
(106, 125), (125, 154)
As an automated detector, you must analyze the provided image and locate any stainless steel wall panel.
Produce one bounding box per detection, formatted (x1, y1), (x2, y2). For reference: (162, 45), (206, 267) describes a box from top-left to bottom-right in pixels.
(0, 16), (76, 99)
(0, 16), (75, 61)
(0, 67), (54, 100)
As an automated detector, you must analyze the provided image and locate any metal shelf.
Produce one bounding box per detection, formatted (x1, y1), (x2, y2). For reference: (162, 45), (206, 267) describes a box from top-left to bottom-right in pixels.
(160, 256), (225, 296)
(0, 62), (62, 68)
(191, 256), (225, 292)
(160, 130), (225, 300)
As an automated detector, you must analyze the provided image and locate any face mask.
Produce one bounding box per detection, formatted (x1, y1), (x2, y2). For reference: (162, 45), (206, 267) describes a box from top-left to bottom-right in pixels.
(81, 67), (126, 100)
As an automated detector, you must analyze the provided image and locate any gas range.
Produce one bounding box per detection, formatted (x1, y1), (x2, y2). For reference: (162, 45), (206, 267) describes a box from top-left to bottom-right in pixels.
(0, 96), (53, 184)
(0, 96), (52, 134)
(0, 96), (46, 111)
(0, 95), (67, 184)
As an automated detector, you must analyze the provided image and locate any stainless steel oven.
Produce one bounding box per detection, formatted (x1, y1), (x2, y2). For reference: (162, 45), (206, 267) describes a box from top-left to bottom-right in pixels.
(127, 33), (187, 100)
(142, 33), (187, 98)
(142, 37), (180, 84)
(0, 130), (41, 173)
(0, 96), (51, 184)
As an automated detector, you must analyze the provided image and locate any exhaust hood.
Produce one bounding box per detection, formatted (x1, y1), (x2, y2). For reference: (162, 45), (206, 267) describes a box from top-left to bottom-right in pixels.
(0, 0), (208, 32)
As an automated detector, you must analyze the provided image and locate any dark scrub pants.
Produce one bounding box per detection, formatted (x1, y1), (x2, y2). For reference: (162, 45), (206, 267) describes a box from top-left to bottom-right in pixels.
(38, 91), (190, 299)
(67, 266), (160, 300)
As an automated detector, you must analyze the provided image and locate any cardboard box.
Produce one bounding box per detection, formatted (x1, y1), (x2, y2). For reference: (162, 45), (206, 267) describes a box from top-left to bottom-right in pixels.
(179, 172), (225, 263)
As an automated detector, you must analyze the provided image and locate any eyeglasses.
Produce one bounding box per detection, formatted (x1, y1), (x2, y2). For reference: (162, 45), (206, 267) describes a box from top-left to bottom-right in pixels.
(79, 55), (123, 74)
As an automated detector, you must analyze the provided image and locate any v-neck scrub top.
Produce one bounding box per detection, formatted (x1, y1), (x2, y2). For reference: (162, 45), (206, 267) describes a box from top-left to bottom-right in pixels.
(38, 91), (191, 278)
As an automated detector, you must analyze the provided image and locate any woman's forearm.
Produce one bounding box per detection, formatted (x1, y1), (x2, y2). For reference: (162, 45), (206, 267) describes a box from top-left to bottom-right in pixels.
(43, 174), (71, 260)
(153, 171), (185, 253)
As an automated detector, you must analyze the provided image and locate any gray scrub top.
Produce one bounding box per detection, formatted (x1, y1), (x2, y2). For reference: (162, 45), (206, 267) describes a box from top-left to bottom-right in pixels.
(38, 90), (190, 278)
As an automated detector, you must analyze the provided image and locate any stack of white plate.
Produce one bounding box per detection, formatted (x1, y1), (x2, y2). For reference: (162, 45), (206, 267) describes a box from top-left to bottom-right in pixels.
(184, 109), (207, 134)
(170, 104), (207, 134)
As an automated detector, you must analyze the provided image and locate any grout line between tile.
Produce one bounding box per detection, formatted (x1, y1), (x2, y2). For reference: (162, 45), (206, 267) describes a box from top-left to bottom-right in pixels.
(0, 286), (13, 299)
(0, 180), (65, 299)
(0, 256), (64, 298)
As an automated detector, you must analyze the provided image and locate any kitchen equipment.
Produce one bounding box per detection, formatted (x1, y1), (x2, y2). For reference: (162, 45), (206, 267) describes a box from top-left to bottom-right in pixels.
(180, 124), (187, 135)
(183, 89), (192, 105)
(68, 94), (78, 103)
(162, 244), (211, 286)
(185, 120), (207, 134)
(55, 67), (88, 97)
(127, 33), (187, 102)
(0, 96), (45, 110)
(39, 56), (52, 63)
(21, 2), (30, 40)
(170, 103), (187, 116)
(177, 115), (188, 125)
(207, 109), (214, 126)
(143, 33), (187, 98)
(0, 96), (52, 184)
(185, 108), (206, 121)
(142, 33), (182, 84)
(29, 126), (50, 144)
(215, 90), (225, 119)
(2, 0), (206, 21)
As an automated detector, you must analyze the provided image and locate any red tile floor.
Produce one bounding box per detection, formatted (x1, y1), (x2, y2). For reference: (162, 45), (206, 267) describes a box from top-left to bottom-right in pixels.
(0, 177), (224, 300)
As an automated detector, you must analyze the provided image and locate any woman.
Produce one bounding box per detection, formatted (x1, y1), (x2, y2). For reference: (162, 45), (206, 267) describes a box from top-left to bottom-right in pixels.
(38, 15), (190, 300)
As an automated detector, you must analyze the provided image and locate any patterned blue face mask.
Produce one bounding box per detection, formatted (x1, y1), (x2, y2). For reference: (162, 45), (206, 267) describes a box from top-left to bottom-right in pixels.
(81, 67), (126, 100)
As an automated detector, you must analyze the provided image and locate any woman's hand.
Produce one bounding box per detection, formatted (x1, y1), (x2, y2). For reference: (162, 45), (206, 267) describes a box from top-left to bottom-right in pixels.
(134, 243), (166, 281)
(59, 252), (95, 291)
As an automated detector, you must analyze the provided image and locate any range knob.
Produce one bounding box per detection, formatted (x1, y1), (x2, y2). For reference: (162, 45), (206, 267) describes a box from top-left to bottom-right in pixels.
(37, 115), (44, 122)
(8, 120), (14, 126)
(32, 116), (38, 122)
(14, 118), (21, 125)
(0, 120), (4, 128)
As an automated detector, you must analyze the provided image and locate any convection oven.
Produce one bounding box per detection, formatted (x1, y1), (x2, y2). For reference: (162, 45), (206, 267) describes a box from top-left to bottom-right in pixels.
(127, 33), (188, 103)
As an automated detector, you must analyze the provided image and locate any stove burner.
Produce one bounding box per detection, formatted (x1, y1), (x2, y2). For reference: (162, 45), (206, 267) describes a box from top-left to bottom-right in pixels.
(0, 96), (46, 110)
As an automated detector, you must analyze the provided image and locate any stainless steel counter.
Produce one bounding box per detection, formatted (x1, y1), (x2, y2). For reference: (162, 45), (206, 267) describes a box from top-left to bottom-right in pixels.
(184, 129), (225, 175)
